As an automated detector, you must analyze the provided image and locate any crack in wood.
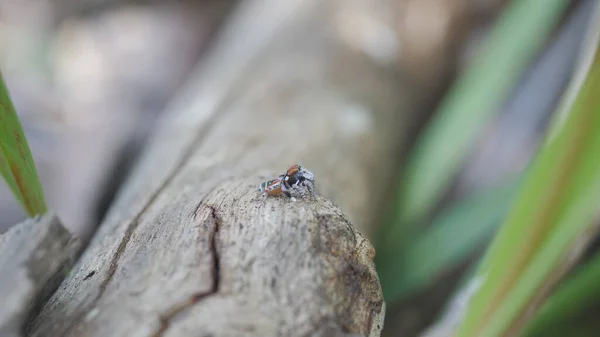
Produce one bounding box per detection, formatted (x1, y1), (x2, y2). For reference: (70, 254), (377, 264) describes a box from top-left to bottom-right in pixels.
(151, 204), (222, 337)
(208, 205), (222, 295)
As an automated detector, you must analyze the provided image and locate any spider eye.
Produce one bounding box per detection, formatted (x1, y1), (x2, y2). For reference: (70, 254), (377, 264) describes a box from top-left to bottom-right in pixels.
(287, 175), (298, 185)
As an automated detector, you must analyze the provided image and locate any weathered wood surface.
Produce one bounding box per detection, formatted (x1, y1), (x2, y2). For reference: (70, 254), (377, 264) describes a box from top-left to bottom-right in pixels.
(27, 0), (413, 336)
(0, 214), (79, 337)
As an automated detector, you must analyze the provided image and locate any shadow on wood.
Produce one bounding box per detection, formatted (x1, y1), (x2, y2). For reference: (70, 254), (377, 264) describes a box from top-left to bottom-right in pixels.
(0, 214), (79, 337)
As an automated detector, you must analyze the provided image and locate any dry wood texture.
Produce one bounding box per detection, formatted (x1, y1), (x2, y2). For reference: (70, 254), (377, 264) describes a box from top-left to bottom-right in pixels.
(27, 0), (412, 336)
(0, 214), (79, 337)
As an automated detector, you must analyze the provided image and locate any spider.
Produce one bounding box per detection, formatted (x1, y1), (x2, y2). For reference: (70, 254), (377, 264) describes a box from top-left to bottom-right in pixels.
(258, 164), (315, 201)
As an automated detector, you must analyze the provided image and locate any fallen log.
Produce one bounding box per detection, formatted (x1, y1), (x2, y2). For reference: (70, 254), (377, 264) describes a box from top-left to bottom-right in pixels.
(26, 0), (413, 336)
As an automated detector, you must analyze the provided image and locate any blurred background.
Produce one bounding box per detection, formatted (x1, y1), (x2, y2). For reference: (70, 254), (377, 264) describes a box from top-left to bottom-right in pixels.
(0, 0), (234, 239)
(1, 0), (598, 336)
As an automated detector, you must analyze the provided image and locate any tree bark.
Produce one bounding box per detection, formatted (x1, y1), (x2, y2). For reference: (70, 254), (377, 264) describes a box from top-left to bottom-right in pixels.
(27, 0), (412, 336)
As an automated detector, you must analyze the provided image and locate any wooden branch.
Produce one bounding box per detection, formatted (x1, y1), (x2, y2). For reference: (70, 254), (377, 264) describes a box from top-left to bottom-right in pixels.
(0, 214), (79, 337)
(27, 0), (412, 336)
(28, 185), (385, 337)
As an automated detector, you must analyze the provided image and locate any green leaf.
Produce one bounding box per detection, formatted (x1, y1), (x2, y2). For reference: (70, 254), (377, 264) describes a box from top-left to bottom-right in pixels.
(0, 71), (47, 216)
(378, 0), (570, 251)
(455, 22), (600, 337)
(522, 249), (600, 337)
(378, 180), (519, 304)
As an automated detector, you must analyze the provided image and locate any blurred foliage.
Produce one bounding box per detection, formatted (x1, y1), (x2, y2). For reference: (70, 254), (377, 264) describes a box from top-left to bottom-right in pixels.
(378, 179), (519, 304)
(0, 72), (47, 217)
(377, 0), (571, 255)
(376, 0), (570, 306)
(456, 33), (600, 336)
(522, 248), (600, 337)
(374, 0), (600, 336)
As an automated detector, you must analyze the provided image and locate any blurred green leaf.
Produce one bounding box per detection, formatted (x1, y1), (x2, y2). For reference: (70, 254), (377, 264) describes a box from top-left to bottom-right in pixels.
(0, 140), (22, 207)
(522, 248), (600, 337)
(547, 0), (600, 141)
(526, 325), (600, 337)
(378, 0), (570, 251)
(378, 180), (519, 304)
(0, 71), (47, 216)
(455, 26), (600, 337)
